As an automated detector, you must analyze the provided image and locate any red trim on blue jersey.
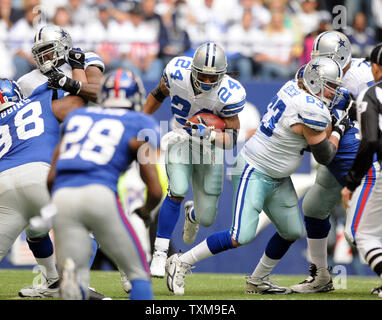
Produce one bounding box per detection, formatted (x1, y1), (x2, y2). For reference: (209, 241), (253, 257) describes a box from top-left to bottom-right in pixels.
(114, 69), (123, 98)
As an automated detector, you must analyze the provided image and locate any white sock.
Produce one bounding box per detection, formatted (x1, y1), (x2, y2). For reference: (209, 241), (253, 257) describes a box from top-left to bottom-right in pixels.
(179, 240), (213, 265)
(154, 237), (170, 253)
(307, 237), (328, 269)
(36, 255), (59, 280)
(251, 253), (280, 279)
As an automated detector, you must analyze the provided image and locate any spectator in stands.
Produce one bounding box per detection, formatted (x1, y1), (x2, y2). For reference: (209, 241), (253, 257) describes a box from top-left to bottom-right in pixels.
(83, 3), (121, 71)
(254, 10), (299, 80)
(186, 0), (226, 48)
(372, 0), (382, 42)
(142, 0), (166, 40)
(0, 15), (15, 78)
(159, 0), (191, 66)
(230, 0), (271, 29)
(52, 6), (84, 49)
(7, 3), (42, 80)
(226, 10), (263, 80)
(0, 0), (24, 28)
(65, 0), (95, 26)
(113, 3), (162, 81)
(345, 12), (376, 59)
(299, 10), (332, 65)
(295, 0), (321, 36)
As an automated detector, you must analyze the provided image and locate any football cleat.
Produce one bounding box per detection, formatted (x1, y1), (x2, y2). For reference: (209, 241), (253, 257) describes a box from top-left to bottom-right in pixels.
(371, 285), (382, 296)
(183, 201), (199, 245)
(166, 253), (193, 296)
(245, 275), (292, 294)
(119, 269), (132, 293)
(18, 276), (60, 298)
(290, 263), (334, 293)
(88, 287), (111, 300)
(60, 258), (83, 300)
(150, 250), (168, 278)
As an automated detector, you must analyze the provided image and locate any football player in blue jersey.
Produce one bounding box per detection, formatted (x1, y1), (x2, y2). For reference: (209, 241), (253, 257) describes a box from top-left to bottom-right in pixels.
(164, 57), (348, 296)
(288, 31), (379, 294)
(47, 69), (162, 300)
(143, 41), (246, 278)
(0, 78), (84, 296)
(15, 25), (106, 299)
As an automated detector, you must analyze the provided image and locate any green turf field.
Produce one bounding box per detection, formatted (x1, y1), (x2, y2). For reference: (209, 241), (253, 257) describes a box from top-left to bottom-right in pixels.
(0, 269), (381, 300)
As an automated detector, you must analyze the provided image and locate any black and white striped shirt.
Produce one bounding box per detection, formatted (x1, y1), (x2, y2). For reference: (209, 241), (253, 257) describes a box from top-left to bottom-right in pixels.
(345, 79), (382, 191)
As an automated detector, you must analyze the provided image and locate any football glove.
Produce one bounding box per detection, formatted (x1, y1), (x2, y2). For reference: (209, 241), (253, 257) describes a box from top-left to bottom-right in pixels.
(47, 70), (82, 95)
(332, 114), (354, 139)
(184, 116), (212, 140)
(67, 47), (85, 70)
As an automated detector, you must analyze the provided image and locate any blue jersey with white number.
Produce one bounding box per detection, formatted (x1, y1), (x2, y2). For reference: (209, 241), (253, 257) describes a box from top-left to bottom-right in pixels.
(327, 58), (375, 186)
(0, 84), (59, 172)
(163, 56), (246, 129)
(53, 107), (160, 193)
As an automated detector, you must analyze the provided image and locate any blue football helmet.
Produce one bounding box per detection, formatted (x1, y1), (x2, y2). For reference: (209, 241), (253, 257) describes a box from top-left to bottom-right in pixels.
(0, 79), (23, 112)
(99, 68), (146, 111)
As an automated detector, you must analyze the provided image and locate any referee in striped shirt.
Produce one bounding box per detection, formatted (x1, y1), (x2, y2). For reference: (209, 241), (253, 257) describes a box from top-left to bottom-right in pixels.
(341, 43), (382, 298)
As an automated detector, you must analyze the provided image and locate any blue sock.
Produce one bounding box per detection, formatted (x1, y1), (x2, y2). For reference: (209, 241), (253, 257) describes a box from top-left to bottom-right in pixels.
(156, 196), (182, 239)
(130, 279), (153, 300)
(89, 237), (99, 269)
(304, 216), (331, 239)
(27, 235), (53, 258)
(265, 232), (294, 260)
(206, 230), (234, 254)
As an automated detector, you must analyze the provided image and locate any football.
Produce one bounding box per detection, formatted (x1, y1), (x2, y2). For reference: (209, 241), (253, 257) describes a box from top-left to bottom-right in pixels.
(186, 113), (226, 130)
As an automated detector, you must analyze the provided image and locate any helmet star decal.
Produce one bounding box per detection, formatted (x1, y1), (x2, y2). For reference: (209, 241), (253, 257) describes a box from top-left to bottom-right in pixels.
(311, 64), (319, 71)
(338, 39), (346, 47)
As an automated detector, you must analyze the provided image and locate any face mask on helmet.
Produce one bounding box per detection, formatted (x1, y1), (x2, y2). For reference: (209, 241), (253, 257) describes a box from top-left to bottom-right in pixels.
(0, 79), (23, 112)
(32, 25), (73, 74)
(191, 42), (227, 93)
(311, 31), (352, 69)
(99, 68), (146, 111)
(302, 57), (343, 108)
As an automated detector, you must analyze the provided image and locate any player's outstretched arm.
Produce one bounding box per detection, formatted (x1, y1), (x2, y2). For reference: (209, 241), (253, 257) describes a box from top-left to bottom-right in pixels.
(143, 77), (169, 114)
(52, 95), (85, 122)
(129, 138), (163, 224)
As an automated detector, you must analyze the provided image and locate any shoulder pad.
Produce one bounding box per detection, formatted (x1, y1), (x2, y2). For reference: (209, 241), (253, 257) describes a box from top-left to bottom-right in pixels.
(218, 76), (246, 117)
(163, 56), (192, 88)
(296, 93), (331, 131)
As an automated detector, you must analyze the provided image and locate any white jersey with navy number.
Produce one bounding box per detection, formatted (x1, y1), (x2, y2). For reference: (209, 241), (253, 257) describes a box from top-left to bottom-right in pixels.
(163, 56), (246, 128)
(53, 107), (160, 194)
(17, 52), (105, 99)
(0, 84), (59, 172)
(342, 58), (374, 99)
(242, 80), (331, 178)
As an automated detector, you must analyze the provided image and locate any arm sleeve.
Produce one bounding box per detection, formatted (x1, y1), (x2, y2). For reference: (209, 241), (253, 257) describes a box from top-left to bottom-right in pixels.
(345, 90), (380, 190)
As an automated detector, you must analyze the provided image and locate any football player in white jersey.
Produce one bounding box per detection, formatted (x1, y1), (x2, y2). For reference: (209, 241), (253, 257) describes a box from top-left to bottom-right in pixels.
(164, 57), (348, 296)
(15, 25), (106, 299)
(143, 42), (246, 278)
(17, 25), (104, 102)
(287, 31), (379, 294)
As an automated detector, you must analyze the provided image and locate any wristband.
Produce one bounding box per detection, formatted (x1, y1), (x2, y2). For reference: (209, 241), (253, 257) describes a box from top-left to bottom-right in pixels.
(331, 130), (341, 141)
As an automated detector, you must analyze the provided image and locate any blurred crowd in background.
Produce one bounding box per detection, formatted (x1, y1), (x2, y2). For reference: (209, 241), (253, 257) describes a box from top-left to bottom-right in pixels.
(1, 0), (381, 82)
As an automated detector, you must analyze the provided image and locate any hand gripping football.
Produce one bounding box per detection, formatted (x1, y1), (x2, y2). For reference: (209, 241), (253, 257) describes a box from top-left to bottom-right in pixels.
(186, 113), (226, 130)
